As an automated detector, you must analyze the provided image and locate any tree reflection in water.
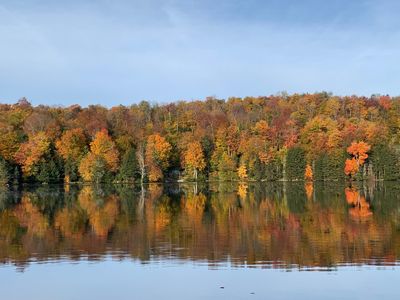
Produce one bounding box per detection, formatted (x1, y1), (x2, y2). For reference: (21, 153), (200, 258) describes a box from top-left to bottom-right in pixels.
(0, 182), (399, 271)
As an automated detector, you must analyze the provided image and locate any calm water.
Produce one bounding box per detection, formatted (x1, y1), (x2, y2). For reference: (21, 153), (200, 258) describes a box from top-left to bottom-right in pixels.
(1, 182), (400, 299)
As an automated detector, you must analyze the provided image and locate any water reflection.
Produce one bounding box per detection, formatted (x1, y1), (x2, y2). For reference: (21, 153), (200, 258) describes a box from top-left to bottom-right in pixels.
(1, 182), (400, 271)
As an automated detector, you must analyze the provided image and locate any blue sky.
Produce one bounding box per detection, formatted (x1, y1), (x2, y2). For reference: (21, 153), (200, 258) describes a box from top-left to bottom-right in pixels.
(0, 0), (399, 106)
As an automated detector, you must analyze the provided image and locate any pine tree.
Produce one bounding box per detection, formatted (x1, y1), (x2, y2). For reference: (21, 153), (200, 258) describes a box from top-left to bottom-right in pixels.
(64, 159), (79, 183)
(314, 153), (327, 181)
(370, 144), (400, 181)
(249, 157), (264, 181)
(286, 147), (306, 181)
(314, 150), (346, 181)
(264, 159), (283, 181)
(117, 147), (139, 183)
(36, 153), (63, 184)
(0, 157), (10, 185)
(326, 149), (346, 181)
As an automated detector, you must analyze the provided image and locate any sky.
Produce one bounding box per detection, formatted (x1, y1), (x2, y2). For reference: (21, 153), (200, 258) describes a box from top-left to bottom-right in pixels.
(0, 0), (399, 107)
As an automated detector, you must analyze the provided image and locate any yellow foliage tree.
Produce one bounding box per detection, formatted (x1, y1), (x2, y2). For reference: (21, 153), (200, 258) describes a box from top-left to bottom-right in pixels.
(55, 128), (87, 161)
(0, 131), (20, 161)
(78, 130), (119, 182)
(145, 134), (172, 182)
(237, 165), (248, 180)
(183, 141), (206, 180)
(78, 153), (97, 182)
(14, 132), (50, 175)
(90, 129), (119, 172)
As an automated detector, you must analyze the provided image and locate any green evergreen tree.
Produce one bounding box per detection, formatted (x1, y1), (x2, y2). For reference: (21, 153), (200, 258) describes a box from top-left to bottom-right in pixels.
(314, 153), (327, 181)
(285, 147), (306, 181)
(0, 157), (10, 185)
(264, 159), (283, 181)
(12, 166), (21, 185)
(326, 149), (346, 181)
(36, 159), (61, 184)
(249, 158), (264, 181)
(314, 150), (346, 181)
(370, 144), (400, 181)
(117, 147), (139, 183)
(34, 151), (63, 184)
(64, 159), (79, 182)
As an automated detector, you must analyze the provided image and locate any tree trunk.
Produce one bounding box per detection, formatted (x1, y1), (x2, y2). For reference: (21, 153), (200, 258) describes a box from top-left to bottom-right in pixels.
(136, 144), (146, 185)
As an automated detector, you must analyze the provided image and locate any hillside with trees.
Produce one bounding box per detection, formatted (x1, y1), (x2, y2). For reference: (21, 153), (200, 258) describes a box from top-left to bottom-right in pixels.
(0, 93), (399, 184)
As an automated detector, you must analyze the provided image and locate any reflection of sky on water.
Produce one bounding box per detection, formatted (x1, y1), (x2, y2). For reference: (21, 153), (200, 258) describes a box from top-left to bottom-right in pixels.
(1, 258), (400, 300)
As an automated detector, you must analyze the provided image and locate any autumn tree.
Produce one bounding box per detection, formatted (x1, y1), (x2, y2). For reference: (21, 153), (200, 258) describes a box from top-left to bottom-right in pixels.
(56, 128), (88, 161)
(237, 165), (248, 181)
(79, 153), (111, 183)
(300, 116), (341, 161)
(344, 158), (359, 177)
(344, 141), (371, 178)
(145, 134), (172, 182)
(304, 164), (313, 181)
(78, 129), (119, 182)
(23, 111), (60, 140)
(90, 129), (119, 171)
(182, 141), (206, 181)
(0, 131), (20, 162)
(14, 132), (51, 177)
(2, 94), (400, 184)
(56, 128), (88, 182)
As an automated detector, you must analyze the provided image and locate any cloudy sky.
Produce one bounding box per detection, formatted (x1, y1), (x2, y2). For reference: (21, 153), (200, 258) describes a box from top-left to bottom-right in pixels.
(0, 0), (399, 106)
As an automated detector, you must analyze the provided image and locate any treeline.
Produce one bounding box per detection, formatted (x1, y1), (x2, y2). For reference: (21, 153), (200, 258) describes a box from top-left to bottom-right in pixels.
(0, 93), (399, 184)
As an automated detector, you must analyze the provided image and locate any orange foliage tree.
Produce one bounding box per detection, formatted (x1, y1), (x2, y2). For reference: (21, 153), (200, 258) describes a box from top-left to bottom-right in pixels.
(2, 94), (400, 183)
(55, 128), (87, 162)
(304, 164), (313, 181)
(56, 128), (88, 182)
(14, 132), (51, 176)
(344, 158), (359, 177)
(145, 134), (172, 182)
(90, 129), (119, 172)
(78, 129), (119, 182)
(182, 141), (206, 180)
(344, 141), (371, 178)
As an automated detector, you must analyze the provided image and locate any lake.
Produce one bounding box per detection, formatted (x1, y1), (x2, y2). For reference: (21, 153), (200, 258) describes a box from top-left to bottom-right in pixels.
(1, 182), (400, 299)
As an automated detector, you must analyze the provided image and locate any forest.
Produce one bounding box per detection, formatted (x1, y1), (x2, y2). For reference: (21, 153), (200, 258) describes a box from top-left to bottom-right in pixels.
(0, 93), (399, 184)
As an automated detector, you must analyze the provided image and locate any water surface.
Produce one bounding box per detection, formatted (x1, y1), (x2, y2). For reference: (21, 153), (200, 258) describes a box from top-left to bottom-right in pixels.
(1, 182), (400, 299)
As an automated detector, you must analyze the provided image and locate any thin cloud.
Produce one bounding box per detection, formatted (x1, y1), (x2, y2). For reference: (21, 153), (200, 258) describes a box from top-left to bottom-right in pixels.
(0, 0), (399, 106)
